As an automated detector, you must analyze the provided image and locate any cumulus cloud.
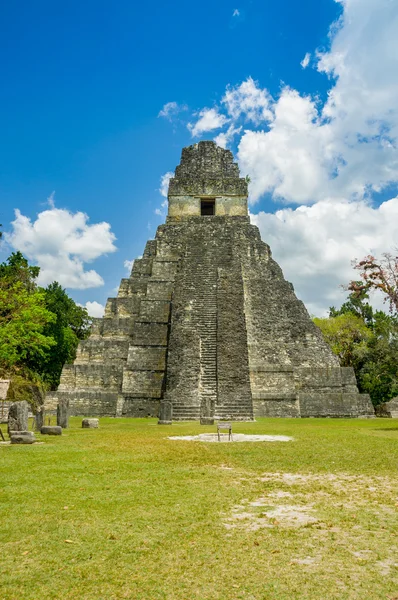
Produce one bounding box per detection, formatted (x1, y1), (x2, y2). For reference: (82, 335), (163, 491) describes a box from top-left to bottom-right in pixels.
(183, 0), (398, 205)
(214, 124), (242, 149)
(84, 301), (105, 318)
(154, 171), (172, 218)
(300, 52), (311, 69)
(239, 88), (330, 203)
(159, 171), (173, 198)
(188, 108), (229, 138)
(158, 101), (187, 121)
(251, 197), (398, 315)
(222, 77), (273, 124)
(124, 259), (135, 273)
(239, 0), (398, 204)
(5, 207), (117, 289)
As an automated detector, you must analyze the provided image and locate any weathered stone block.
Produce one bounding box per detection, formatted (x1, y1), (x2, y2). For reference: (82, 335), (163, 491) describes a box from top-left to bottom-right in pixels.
(102, 317), (135, 338)
(117, 278), (147, 298)
(35, 406), (45, 431)
(132, 323), (168, 346)
(356, 394), (375, 417)
(294, 367), (342, 390)
(122, 371), (164, 398)
(253, 399), (300, 418)
(375, 398), (398, 418)
(65, 390), (119, 417)
(10, 431), (36, 444)
(139, 300), (170, 323)
(216, 196), (248, 216)
(298, 392), (361, 418)
(104, 297), (140, 318)
(74, 364), (122, 390)
(131, 258), (153, 276)
(126, 346), (166, 371)
(58, 365), (76, 390)
(151, 261), (177, 282)
(122, 398), (160, 418)
(250, 371), (294, 394)
(146, 281), (173, 301)
(57, 397), (69, 428)
(82, 418), (99, 428)
(41, 426), (62, 435)
(158, 400), (172, 424)
(8, 401), (29, 434)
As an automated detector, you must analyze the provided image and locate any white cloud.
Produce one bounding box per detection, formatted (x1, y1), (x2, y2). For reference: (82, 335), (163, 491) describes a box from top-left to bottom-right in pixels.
(300, 52), (311, 69)
(154, 172), (172, 218)
(238, 88), (331, 203)
(233, 8), (240, 17)
(158, 101), (187, 121)
(84, 301), (105, 318)
(214, 124), (242, 149)
(155, 200), (168, 217)
(222, 77), (273, 124)
(238, 0), (398, 204)
(124, 259), (135, 273)
(47, 191), (56, 208)
(182, 1), (398, 206)
(188, 108), (229, 138)
(159, 171), (173, 198)
(5, 207), (117, 289)
(251, 197), (398, 315)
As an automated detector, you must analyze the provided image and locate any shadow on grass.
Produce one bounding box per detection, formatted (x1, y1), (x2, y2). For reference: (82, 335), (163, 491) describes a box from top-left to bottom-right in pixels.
(373, 427), (398, 431)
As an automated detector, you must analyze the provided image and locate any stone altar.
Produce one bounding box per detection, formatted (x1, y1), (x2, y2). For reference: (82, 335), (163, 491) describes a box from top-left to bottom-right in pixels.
(47, 142), (374, 421)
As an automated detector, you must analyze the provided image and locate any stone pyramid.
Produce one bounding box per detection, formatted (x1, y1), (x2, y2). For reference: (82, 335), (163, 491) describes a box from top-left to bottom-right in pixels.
(46, 141), (374, 422)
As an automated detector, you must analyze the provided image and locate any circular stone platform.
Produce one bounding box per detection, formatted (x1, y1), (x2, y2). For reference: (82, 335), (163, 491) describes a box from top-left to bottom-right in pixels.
(168, 434), (293, 443)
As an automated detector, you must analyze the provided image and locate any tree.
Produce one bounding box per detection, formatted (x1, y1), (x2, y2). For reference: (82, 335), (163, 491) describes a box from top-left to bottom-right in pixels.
(0, 252), (91, 388)
(313, 313), (371, 367)
(348, 253), (398, 314)
(34, 282), (91, 387)
(0, 251), (40, 291)
(329, 288), (374, 327)
(314, 288), (398, 406)
(0, 279), (56, 372)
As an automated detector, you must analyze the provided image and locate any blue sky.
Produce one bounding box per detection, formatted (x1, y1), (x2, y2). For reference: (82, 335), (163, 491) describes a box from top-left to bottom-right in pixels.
(1, 0), (397, 316)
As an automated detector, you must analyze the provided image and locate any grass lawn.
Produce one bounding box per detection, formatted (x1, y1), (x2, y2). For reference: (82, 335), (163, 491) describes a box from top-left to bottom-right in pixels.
(1, 417), (397, 600)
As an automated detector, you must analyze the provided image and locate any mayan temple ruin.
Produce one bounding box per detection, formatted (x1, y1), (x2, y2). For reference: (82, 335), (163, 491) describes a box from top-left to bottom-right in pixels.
(47, 141), (375, 422)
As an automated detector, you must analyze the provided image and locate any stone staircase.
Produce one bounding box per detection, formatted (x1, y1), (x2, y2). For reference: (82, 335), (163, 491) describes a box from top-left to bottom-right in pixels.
(171, 235), (218, 422)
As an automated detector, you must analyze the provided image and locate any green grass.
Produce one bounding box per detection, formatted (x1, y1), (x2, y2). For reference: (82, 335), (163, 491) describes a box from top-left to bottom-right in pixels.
(1, 417), (397, 599)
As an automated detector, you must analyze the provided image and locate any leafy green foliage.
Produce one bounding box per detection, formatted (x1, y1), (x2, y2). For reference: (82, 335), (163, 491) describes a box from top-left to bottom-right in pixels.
(6, 374), (46, 411)
(0, 251), (40, 291)
(34, 282), (91, 388)
(0, 251), (91, 390)
(313, 313), (371, 366)
(314, 290), (398, 405)
(0, 254), (56, 372)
